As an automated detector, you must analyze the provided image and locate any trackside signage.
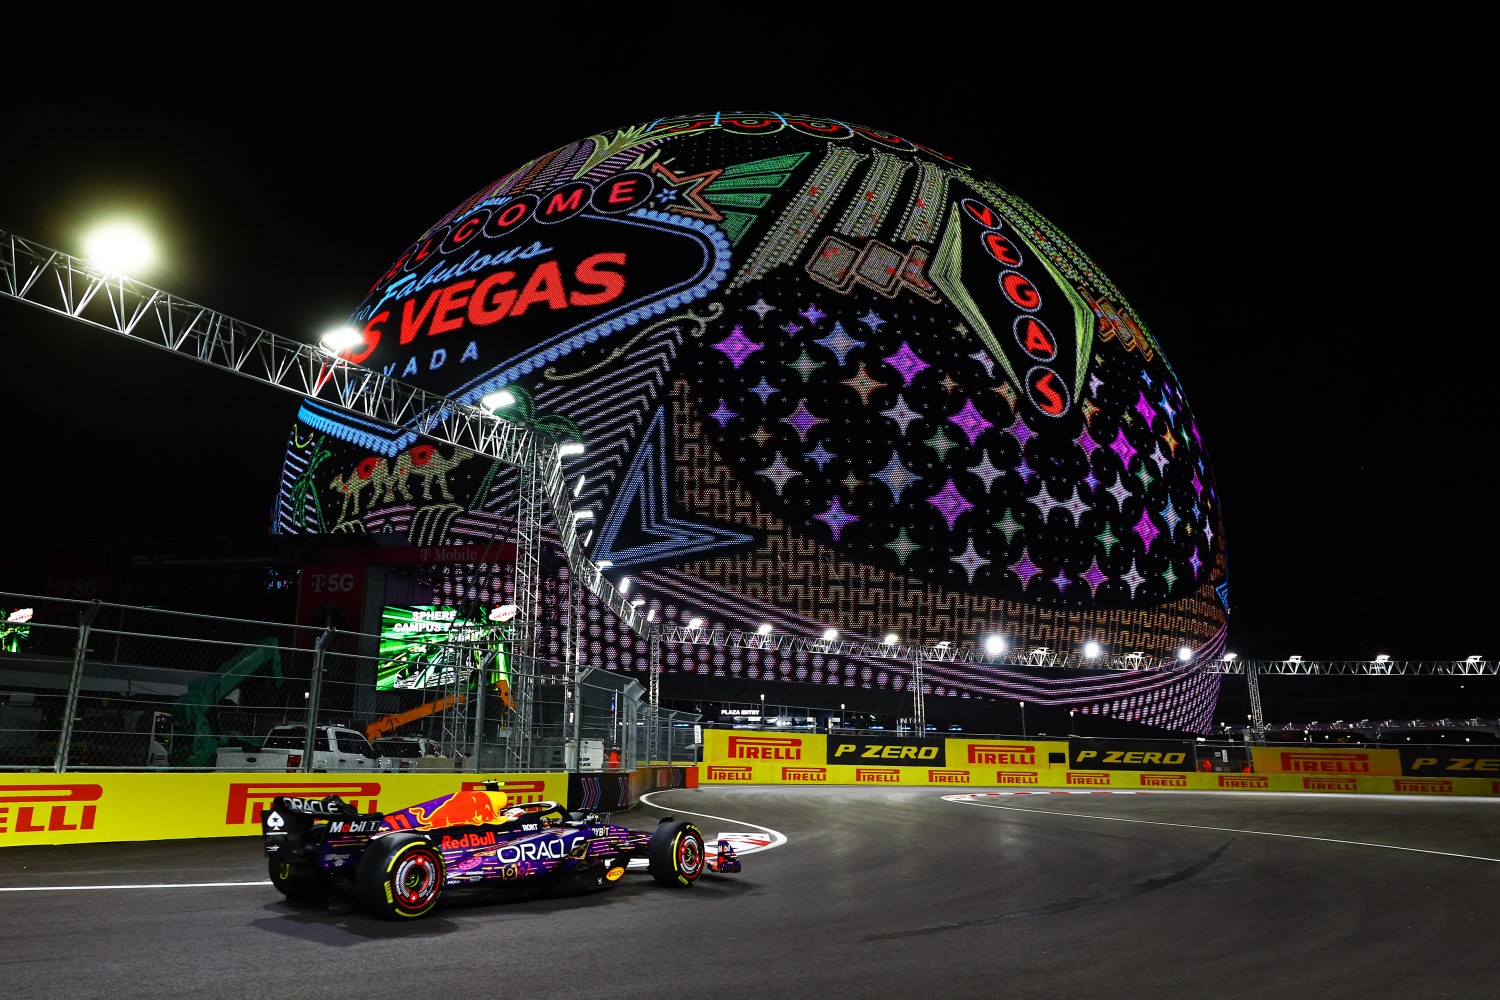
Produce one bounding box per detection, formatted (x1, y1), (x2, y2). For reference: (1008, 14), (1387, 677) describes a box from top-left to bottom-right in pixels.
(1398, 750), (1500, 776)
(0, 773), (565, 848)
(828, 736), (946, 767)
(1251, 747), (1402, 776)
(1068, 741), (1195, 771)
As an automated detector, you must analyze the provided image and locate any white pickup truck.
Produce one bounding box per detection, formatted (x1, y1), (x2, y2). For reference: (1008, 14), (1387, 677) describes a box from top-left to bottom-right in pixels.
(215, 724), (392, 772)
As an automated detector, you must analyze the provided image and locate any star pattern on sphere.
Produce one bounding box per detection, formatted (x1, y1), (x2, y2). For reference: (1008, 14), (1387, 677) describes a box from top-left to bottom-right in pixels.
(1162, 499), (1182, 538)
(928, 478), (973, 530)
(858, 309), (887, 333)
(995, 509), (1024, 545)
(1052, 567), (1073, 593)
(807, 442), (837, 469)
(1033, 481), (1087, 526)
(651, 162), (724, 220)
(953, 537), (990, 583)
(1015, 456), (1038, 486)
(816, 322), (864, 364)
(790, 348), (824, 381)
(1106, 476), (1131, 507)
(882, 394), (922, 434)
(1005, 410), (1036, 452)
(873, 452), (920, 503)
(782, 400), (826, 442)
(1162, 563), (1178, 591)
(1076, 427), (1101, 461)
(925, 427), (959, 462)
(713, 325), (763, 368)
(709, 400), (737, 427)
(1135, 509), (1160, 550)
(1081, 556), (1109, 596)
(948, 398), (992, 446)
(756, 452), (801, 492)
(885, 527), (921, 565)
(748, 298), (776, 321)
(800, 302), (828, 326)
(1108, 428), (1137, 468)
(1122, 558), (1147, 596)
(1134, 390), (1158, 429)
(1150, 444), (1169, 474)
(1010, 548), (1042, 589)
(750, 377), (778, 403)
(968, 451), (1003, 491)
(970, 350), (995, 377)
(1096, 525), (1120, 556)
(815, 495), (858, 542)
(884, 342), (930, 385)
(842, 362), (886, 404)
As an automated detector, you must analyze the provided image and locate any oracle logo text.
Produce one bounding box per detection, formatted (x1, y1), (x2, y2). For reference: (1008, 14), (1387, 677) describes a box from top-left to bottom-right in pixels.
(226, 783), (381, 826)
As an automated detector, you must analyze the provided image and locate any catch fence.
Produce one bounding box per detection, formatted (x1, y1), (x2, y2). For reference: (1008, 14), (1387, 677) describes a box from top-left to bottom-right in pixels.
(0, 593), (700, 773)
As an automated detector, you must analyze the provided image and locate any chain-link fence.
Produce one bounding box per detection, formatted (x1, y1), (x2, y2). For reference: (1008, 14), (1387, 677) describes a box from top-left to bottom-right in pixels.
(0, 593), (699, 772)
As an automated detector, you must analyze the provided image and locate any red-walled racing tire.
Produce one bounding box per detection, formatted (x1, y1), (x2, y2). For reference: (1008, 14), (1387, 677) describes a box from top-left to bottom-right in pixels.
(356, 833), (445, 920)
(648, 820), (706, 887)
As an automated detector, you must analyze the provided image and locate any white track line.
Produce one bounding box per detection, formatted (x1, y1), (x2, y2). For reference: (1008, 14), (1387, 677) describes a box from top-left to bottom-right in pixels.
(638, 790), (787, 853)
(944, 794), (1500, 863)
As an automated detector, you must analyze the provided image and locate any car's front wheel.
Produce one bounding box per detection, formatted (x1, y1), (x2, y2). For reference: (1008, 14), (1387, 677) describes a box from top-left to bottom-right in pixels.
(648, 819), (706, 887)
(355, 833), (445, 919)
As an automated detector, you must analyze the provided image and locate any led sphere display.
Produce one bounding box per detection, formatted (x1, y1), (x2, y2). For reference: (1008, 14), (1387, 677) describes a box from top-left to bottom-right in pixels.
(275, 112), (1228, 731)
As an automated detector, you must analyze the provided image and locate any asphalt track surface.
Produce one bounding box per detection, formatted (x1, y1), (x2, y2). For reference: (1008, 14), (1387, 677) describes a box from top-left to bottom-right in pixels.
(3, 787), (1497, 1000)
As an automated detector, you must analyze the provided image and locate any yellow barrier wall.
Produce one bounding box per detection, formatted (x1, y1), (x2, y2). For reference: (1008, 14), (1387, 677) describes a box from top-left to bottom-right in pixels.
(700, 731), (1500, 798)
(0, 772), (566, 848)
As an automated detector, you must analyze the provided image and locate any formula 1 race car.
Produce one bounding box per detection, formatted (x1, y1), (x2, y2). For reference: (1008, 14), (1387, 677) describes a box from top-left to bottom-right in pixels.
(260, 781), (741, 920)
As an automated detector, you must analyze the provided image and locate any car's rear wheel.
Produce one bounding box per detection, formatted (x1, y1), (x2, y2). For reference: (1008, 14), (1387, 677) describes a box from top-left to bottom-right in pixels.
(355, 833), (445, 919)
(648, 819), (705, 887)
(268, 857), (328, 903)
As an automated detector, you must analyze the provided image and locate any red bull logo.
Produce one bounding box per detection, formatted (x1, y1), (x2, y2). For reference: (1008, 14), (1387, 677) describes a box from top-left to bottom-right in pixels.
(411, 790), (508, 830)
(441, 831), (499, 849)
(968, 743), (1035, 765)
(996, 771), (1039, 785)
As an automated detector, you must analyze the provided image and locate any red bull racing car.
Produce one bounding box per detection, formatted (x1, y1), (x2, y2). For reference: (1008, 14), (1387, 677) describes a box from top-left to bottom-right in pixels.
(260, 781), (742, 920)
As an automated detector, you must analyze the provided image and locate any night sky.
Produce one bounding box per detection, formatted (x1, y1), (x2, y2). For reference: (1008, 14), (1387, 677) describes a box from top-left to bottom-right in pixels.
(1, 40), (1490, 665)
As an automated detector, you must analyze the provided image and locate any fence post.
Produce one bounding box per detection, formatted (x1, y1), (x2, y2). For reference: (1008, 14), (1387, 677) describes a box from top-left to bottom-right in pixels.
(300, 625), (333, 772)
(55, 600), (102, 773)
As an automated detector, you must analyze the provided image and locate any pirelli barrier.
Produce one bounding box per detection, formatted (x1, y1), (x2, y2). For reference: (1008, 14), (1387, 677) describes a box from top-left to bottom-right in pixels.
(0, 766), (699, 849)
(700, 731), (1500, 799)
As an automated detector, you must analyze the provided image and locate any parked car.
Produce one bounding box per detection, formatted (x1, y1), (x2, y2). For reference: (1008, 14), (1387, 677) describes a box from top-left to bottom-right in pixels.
(372, 735), (457, 770)
(216, 724), (391, 772)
